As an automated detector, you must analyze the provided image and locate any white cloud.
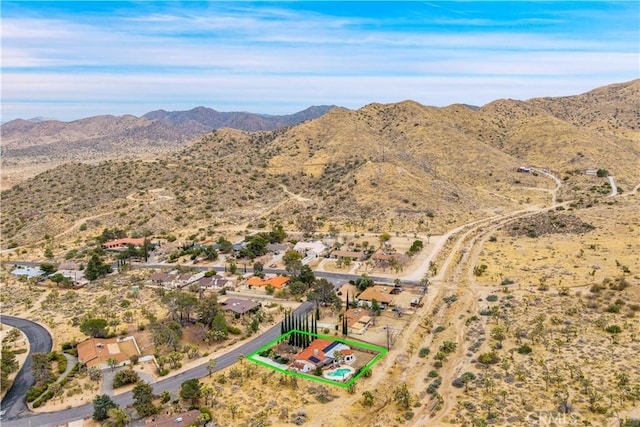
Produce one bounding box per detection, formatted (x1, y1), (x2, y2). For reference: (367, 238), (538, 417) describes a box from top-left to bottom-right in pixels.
(1, 3), (637, 121)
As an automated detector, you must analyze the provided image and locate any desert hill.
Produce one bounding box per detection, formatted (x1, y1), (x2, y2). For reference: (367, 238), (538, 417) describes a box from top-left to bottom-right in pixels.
(1, 80), (638, 248)
(0, 105), (337, 164)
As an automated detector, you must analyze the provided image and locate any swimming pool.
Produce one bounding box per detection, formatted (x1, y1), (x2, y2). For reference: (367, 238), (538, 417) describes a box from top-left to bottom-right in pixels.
(324, 366), (355, 380)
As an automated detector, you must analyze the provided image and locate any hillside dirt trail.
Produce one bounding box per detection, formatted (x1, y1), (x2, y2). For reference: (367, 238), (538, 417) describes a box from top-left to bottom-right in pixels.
(358, 169), (567, 425)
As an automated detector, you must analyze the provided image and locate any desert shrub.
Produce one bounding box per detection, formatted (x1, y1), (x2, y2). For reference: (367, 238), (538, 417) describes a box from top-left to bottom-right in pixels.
(227, 326), (242, 335)
(478, 351), (500, 365)
(32, 390), (54, 408)
(443, 295), (458, 305)
(452, 377), (465, 388)
(112, 369), (139, 388)
(607, 305), (621, 313)
(434, 326), (446, 334)
(500, 278), (515, 286)
(427, 370), (439, 378)
(473, 264), (488, 276)
(439, 341), (457, 354)
(26, 384), (49, 402)
(606, 325), (622, 334)
(517, 344), (533, 354)
(419, 348), (430, 358)
(426, 377), (442, 394)
(158, 368), (169, 377)
(486, 295), (498, 302)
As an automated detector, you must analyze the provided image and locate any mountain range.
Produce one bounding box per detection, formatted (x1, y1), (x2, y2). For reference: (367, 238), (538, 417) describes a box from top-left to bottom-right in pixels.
(0, 105), (338, 162)
(1, 80), (638, 248)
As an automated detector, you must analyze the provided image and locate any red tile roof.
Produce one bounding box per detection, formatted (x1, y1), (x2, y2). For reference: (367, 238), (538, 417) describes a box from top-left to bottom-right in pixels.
(246, 276), (290, 289)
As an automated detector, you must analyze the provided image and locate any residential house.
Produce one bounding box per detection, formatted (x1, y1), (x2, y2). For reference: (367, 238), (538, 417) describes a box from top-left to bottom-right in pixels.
(147, 270), (196, 288)
(266, 243), (291, 254)
(77, 336), (141, 370)
(370, 250), (408, 269)
(357, 285), (394, 309)
(245, 275), (290, 290)
(293, 240), (328, 257)
(195, 274), (229, 290)
(344, 308), (372, 335)
(221, 298), (261, 316)
(329, 250), (367, 261)
(52, 270), (88, 287)
(290, 339), (354, 373)
(101, 238), (145, 251)
(11, 266), (45, 279)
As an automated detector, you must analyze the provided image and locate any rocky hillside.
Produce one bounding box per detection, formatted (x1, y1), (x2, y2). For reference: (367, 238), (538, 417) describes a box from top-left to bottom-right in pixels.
(0, 105), (337, 164)
(1, 80), (638, 248)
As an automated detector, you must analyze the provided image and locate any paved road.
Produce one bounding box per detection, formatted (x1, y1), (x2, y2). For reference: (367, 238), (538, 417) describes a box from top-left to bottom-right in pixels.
(0, 316), (53, 420)
(8, 261), (418, 288)
(2, 302), (313, 427)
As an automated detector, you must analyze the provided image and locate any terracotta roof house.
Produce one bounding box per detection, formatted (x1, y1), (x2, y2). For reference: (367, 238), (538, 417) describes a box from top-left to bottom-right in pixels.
(357, 285), (394, 308)
(291, 339), (353, 373)
(221, 298), (261, 315)
(77, 336), (141, 369)
(146, 409), (202, 427)
(101, 238), (145, 250)
(246, 275), (290, 289)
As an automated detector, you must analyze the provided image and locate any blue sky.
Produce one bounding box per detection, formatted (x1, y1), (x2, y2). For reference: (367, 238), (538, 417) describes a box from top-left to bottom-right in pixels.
(1, 1), (638, 121)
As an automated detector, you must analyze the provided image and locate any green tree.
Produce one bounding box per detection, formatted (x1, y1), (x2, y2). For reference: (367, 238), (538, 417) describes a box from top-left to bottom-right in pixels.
(112, 368), (140, 388)
(308, 278), (340, 307)
(44, 247), (54, 259)
(31, 352), (54, 385)
(197, 295), (220, 327)
(1, 349), (19, 391)
(393, 383), (411, 410)
(354, 274), (373, 291)
(210, 312), (229, 341)
(206, 359), (217, 377)
(107, 357), (118, 371)
(362, 391), (375, 407)
(180, 378), (202, 405)
(132, 382), (157, 417)
(490, 325), (506, 345)
(40, 263), (57, 275)
(85, 253), (112, 281)
(80, 318), (109, 338)
(92, 394), (117, 421)
(104, 407), (130, 427)
(269, 223), (287, 243)
(216, 237), (233, 253)
(283, 250), (303, 276)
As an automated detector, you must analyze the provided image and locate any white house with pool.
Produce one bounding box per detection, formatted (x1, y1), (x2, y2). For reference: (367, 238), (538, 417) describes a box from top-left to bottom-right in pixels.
(289, 338), (355, 375)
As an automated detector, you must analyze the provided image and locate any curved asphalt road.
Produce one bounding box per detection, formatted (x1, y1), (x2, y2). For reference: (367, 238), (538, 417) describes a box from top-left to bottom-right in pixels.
(1, 316), (53, 420)
(2, 302), (313, 427)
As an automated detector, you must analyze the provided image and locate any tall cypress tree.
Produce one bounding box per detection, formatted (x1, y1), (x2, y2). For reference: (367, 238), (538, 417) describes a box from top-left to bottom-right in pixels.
(346, 292), (349, 311)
